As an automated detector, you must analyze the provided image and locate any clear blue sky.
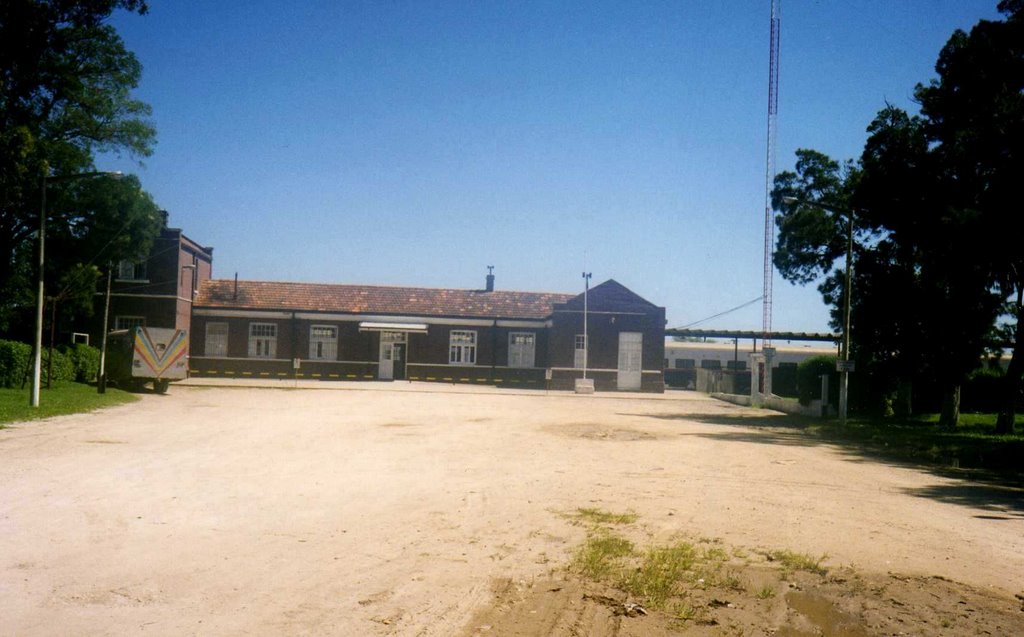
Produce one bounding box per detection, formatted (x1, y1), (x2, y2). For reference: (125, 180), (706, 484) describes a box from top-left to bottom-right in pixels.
(102, 0), (1001, 333)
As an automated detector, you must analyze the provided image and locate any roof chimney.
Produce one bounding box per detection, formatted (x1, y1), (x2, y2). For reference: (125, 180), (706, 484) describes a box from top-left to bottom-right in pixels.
(233, 272), (238, 300)
(485, 266), (495, 292)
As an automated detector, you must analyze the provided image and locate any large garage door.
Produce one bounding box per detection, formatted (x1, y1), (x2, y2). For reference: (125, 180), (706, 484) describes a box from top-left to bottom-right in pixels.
(617, 332), (642, 390)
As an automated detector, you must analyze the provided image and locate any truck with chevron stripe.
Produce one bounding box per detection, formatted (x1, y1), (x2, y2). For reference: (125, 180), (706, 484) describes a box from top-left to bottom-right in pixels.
(106, 327), (189, 393)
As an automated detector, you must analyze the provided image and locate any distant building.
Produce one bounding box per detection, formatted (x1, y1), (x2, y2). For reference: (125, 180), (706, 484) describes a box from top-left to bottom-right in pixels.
(190, 275), (666, 392)
(90, 224), (214, 343)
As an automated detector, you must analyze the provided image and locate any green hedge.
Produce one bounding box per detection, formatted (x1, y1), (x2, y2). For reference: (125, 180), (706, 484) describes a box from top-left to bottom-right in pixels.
(797, 354), (838, 406)
(0, 341), (101, 388)
(42, 347), (75, 383)
(62, 343), (101, 383)
(0, 340), (32, 388)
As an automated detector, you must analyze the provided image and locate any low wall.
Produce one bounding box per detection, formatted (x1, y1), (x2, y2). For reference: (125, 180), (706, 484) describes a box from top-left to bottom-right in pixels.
(189, 357), (378, 380)
(549, 369), (665, 393)
(407, 364), (546, 388)
(711, 392), (828, 418)
(695, 369), (751, 395)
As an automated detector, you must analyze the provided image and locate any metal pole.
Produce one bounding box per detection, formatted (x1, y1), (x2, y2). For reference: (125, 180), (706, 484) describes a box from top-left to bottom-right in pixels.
(582, 272), (591, 380)
(29, 170), (121, 406)
(30, 174), (46, 407)
(839, 210), (854, 425)
(98, 265), (112, 393)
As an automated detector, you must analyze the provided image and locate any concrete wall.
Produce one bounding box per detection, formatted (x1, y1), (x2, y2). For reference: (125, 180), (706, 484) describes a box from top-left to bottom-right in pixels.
(695, 369), (751, 395)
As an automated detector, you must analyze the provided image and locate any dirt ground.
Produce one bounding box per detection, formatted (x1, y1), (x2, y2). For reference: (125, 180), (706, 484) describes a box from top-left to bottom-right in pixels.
(1, 383), (1022, 635)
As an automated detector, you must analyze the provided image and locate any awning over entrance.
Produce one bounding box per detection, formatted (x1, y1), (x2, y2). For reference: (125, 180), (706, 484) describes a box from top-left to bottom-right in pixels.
(358, 321), (429, 334)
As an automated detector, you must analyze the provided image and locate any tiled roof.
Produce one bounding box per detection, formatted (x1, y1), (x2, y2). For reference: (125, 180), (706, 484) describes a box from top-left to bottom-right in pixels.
(195, 279), (577, 320)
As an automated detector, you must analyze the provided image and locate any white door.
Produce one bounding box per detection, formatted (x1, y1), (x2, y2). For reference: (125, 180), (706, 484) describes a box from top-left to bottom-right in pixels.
(617, 332), (642, 390)
(378, 341), (394, 380)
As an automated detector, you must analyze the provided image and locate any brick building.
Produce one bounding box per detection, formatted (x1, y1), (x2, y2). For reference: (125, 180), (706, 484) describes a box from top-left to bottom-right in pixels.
(90, 225), (214, 343)
(189, 275), (666, 392)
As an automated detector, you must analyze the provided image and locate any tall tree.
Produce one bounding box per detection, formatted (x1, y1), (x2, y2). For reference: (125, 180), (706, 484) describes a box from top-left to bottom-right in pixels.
(773, 2), (1022, 428)
(911, 1), (1024, 432)
(0, 0), (155, 330)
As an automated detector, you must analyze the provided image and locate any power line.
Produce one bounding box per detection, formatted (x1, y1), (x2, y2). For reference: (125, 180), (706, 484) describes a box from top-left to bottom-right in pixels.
(677, 296), (764, 329)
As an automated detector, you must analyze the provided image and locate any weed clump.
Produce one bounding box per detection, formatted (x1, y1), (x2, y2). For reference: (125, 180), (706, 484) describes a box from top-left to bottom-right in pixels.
(766, 549), (828, 575)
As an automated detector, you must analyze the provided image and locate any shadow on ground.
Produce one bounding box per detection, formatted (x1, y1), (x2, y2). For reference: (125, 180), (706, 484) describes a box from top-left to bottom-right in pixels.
(621, 410), (1024, 515)
(899, 483), (1024, 519)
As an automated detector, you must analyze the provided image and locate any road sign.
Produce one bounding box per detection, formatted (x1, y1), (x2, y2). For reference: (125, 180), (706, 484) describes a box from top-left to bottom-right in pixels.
(836, 360), (856, 372)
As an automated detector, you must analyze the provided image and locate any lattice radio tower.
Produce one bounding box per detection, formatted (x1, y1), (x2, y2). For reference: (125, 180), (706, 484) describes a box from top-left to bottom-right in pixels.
(762, 0), (780, 346)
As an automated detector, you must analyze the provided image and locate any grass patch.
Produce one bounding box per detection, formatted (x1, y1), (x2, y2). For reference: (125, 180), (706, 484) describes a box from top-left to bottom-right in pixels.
(756, 585), (776, 599)
(567, 533), (847, 627)
(0, 382), (137, 425)
(766, 549), (827, 575)
(806, 414), (1024, 478)
(568, 507), (639, 526)
(571, 532), (635, 580)
(620, 542), (697, 607)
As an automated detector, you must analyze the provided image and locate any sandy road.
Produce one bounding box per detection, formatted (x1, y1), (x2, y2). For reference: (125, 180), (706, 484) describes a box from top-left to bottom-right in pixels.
(1, 383), (1021, 635)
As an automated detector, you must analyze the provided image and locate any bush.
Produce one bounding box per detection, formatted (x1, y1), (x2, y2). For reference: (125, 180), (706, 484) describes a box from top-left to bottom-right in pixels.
(962, 366), (1005, 413)
(62, 343), (101, 383)
(772, 363), (799, 398)
(797, 354), (838, 406)
(42, 347), (75, 383)
(0, 340), (33, 388)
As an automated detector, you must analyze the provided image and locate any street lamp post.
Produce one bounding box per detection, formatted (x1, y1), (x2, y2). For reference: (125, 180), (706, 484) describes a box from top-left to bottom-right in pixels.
(839, 207), (854, 425)
(783, 196), (855, 425)
(582, 272), (591, 380)
(31, 170), (122, 407)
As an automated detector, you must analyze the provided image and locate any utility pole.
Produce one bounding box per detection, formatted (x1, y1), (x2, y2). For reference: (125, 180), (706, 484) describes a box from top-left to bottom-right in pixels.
(782, 196), (856, 425)
(98, 265), (113, 393)
(582, 272), (591, 380)
(31, 170), (122, 407)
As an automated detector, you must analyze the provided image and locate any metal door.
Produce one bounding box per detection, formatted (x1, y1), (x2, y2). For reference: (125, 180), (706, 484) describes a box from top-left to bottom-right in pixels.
(617, 332), (642, 390)
(378, 341), (394, 380)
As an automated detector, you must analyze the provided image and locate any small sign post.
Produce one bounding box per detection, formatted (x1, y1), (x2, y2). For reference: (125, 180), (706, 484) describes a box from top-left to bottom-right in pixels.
(836, 360), (856, 373)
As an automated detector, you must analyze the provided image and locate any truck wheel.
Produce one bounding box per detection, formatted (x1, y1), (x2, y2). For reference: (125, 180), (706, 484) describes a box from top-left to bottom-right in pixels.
(155, 379), (170, 394)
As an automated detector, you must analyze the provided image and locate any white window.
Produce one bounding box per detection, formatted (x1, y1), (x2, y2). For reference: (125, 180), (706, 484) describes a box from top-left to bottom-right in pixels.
(248, 323), (277, 358)
(115, 316), (145, 331)
(309, 325), (338, 360)
(205, 322), (228, 357)
(449, 330), (477, 365)
(117, 259), (147, 281)
(574, 334), (587, 369)
(508, 332), (535, 368)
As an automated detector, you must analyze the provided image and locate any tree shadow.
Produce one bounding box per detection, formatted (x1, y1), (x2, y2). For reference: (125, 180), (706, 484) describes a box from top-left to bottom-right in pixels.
(620, 410), (1024, 513)
(624, 411), (817, 432)
(899, 483), (1024, 518)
